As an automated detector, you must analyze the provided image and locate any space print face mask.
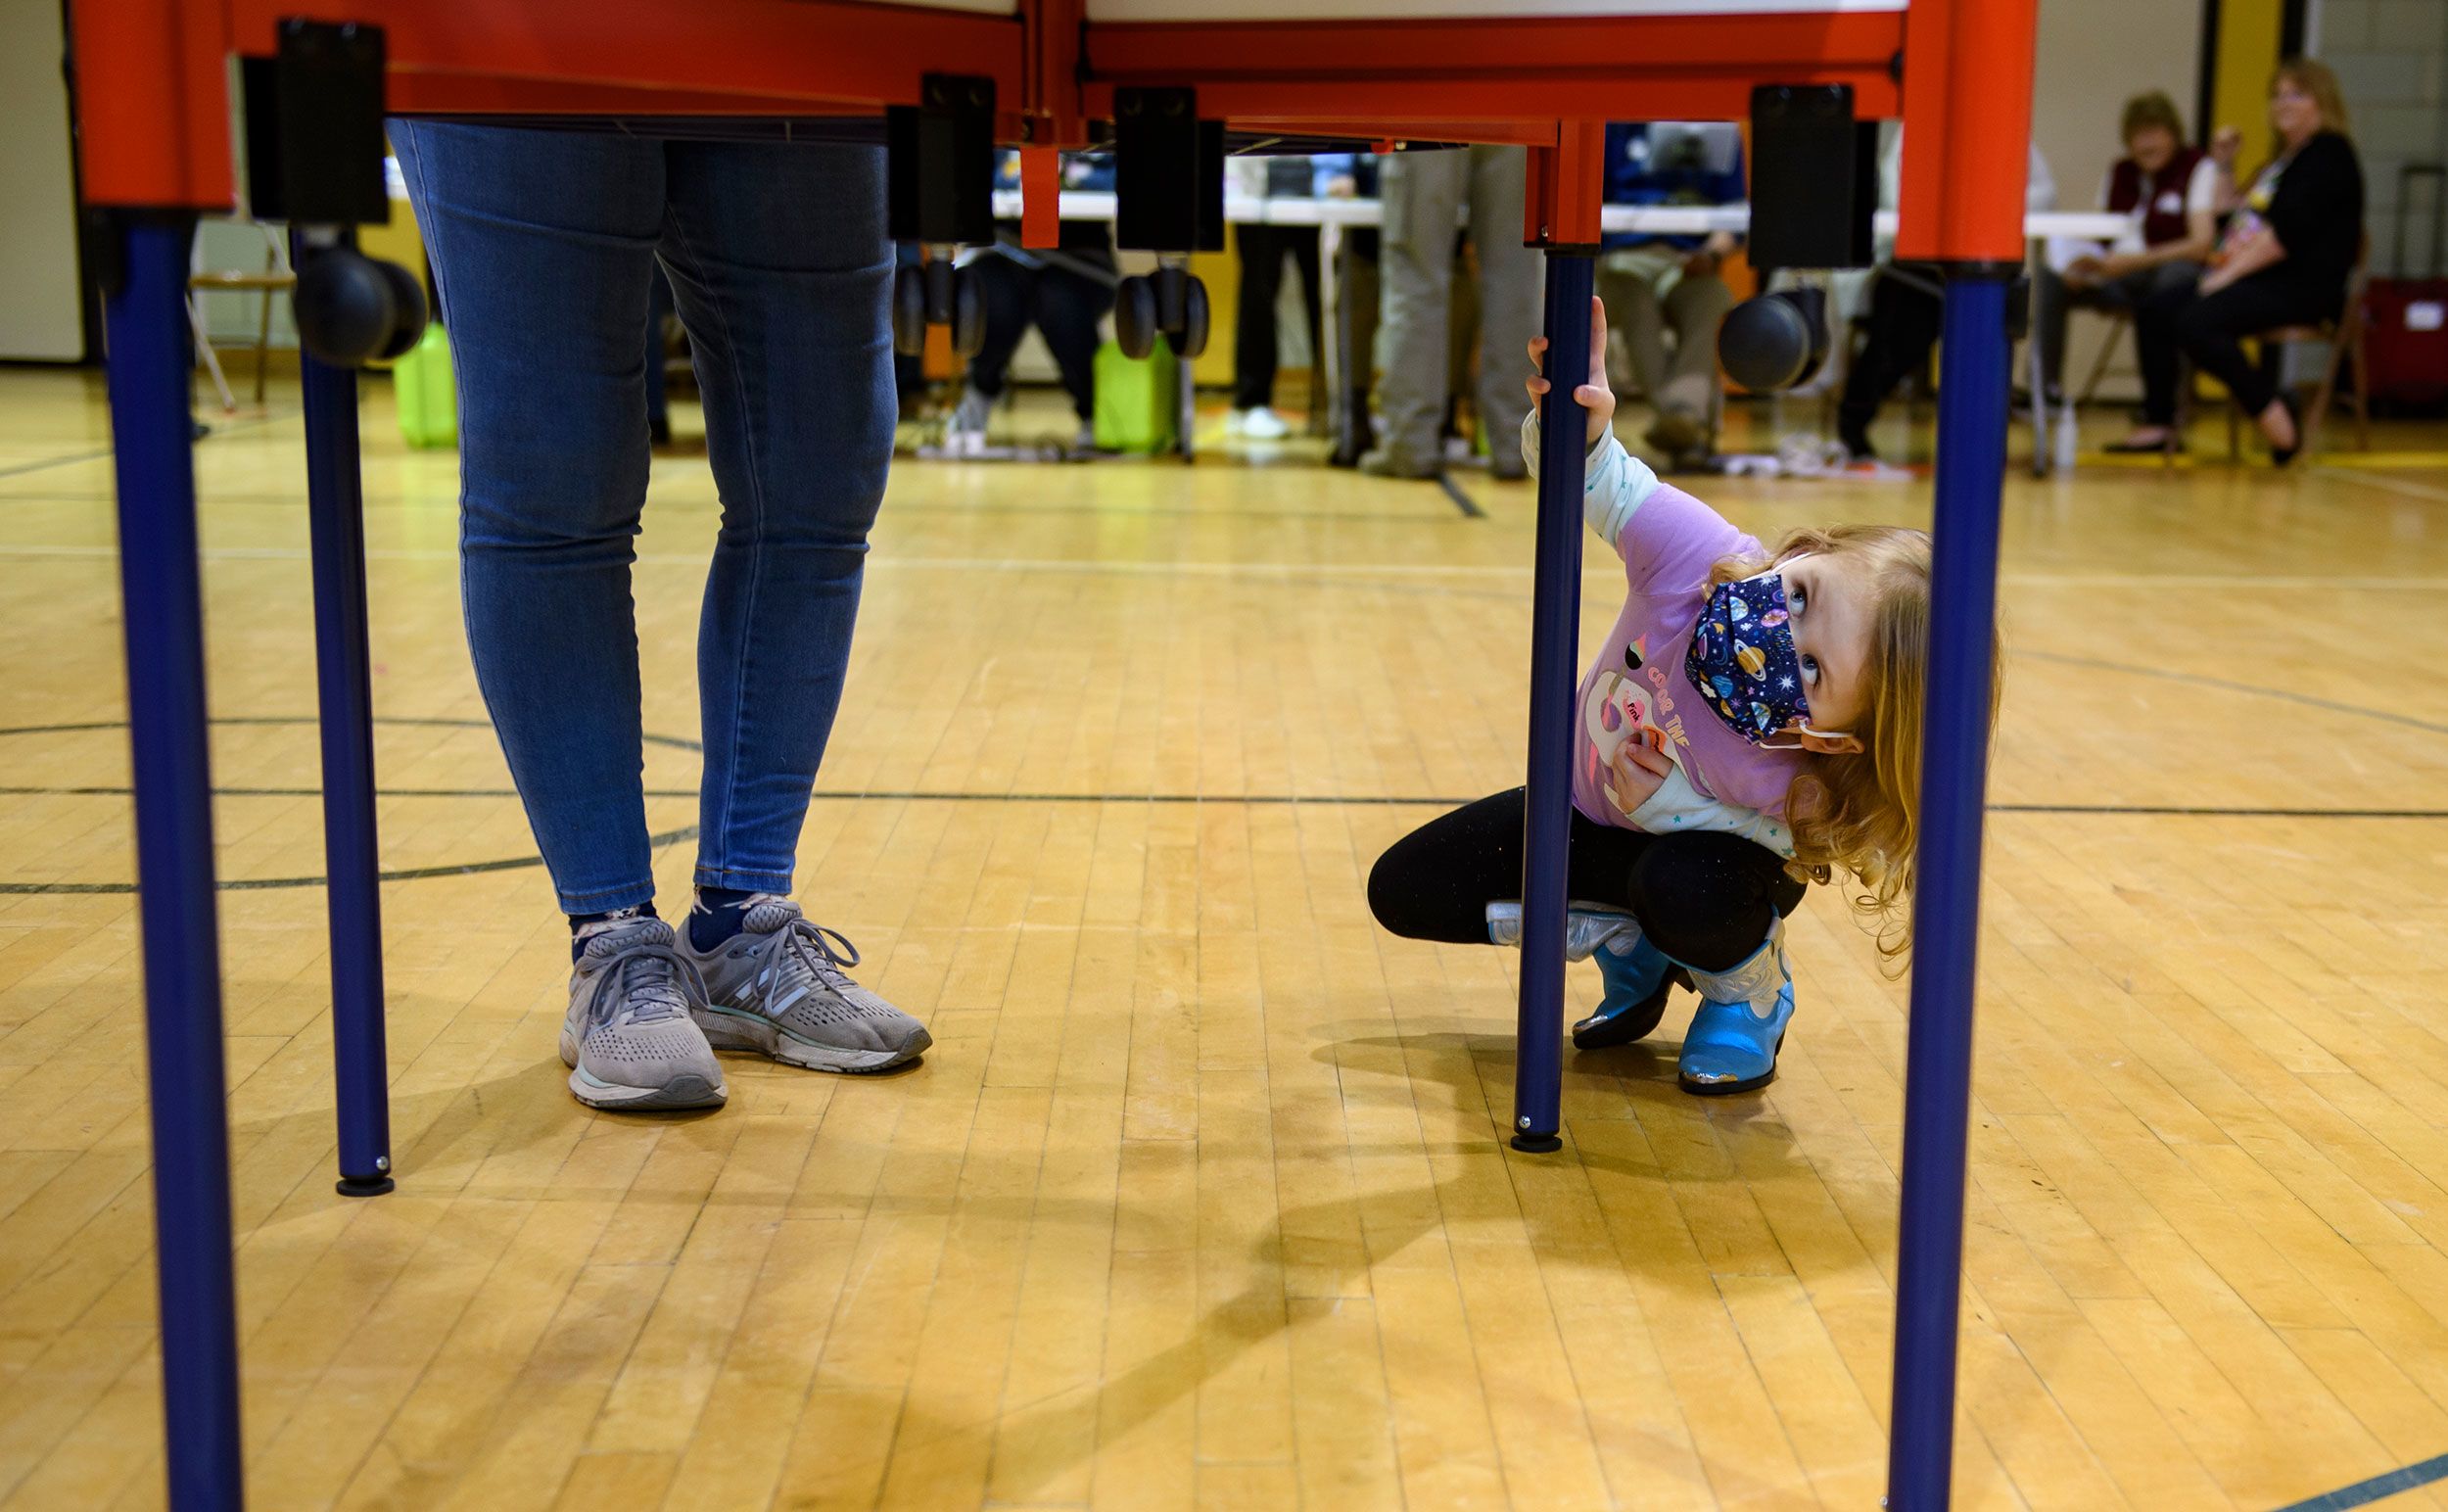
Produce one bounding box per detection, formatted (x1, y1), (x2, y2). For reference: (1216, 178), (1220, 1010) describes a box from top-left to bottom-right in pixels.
(1682, 565), (1852, 750)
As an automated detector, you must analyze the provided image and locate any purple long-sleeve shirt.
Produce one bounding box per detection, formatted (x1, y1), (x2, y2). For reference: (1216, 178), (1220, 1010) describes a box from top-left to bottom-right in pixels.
(1521, 414), (1804, 858)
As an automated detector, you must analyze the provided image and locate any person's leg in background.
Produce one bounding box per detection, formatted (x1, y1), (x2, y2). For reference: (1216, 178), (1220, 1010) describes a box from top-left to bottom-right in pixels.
(2032, 260), (2072, 405)
(2123, 274), (2204, 448)
(1233, 223), (1291, 436)
(1466, 145), (1538, 482)
(394, 120), (729, 1110)
(1836, 265), (1944, 460)
(2173, 273), (2326, 458)
(1444, 232), (1481, 449)
(1031, 246), (1116, 446)
(1333, 227), (1382, 466)
(1363, 150), (1462, 478)
(656, 137), (931, 1071)
(2066, 260), (2192, 428)
(890, 244), (930, 419)
(943, 250), (1034, 453)
(1602, 245), (1709, 459)
(1656, 259), (1732, 460)
(1596, 251), (1668, 427)
(1289, 228), (1324, 432)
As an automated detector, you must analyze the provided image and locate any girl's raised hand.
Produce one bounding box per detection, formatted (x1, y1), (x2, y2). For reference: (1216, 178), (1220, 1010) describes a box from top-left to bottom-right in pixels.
(1523, 296), (1616, 447)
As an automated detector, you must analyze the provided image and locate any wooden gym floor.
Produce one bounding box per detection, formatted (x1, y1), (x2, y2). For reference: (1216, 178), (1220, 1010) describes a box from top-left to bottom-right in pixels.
(6, 366), (2448, 1511)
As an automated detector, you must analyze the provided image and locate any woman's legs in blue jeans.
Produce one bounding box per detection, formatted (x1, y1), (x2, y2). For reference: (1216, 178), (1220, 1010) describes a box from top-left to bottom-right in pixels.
(392, 123), (890, 914)
(657, 140), (893, 895)
(393, 121), (666, 915)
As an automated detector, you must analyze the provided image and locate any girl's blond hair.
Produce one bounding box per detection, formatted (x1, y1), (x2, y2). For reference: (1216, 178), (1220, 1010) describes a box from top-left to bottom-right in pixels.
(1712, 525), (1999, 965)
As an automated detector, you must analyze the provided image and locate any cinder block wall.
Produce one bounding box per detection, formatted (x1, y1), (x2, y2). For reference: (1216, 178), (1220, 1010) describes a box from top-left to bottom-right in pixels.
(2316, 0), (2448, 277)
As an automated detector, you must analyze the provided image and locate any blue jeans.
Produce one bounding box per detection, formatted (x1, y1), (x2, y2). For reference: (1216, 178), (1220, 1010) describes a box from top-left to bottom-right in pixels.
(392, 122), (893, 914)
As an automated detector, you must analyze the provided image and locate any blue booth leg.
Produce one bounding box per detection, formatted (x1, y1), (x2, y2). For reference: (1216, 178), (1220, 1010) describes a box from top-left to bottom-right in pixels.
(1886, 273), (2012, 1512)
(298, 340), (395, 1199)
(1511, 251), (1593, 1156)
(106, 215), (248, 1511)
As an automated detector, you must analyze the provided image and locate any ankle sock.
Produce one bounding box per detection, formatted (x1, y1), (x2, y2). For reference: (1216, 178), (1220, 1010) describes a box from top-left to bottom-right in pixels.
(568, 902), (655, 962)
(688, 887), (762, 953)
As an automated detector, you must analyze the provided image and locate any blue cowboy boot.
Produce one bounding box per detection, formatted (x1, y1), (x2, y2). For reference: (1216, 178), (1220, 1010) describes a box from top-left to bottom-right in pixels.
(1674, 917), (1795, 1095)
(1575, 926), (1690, 1050)
(1483, 903), (1687, 1050)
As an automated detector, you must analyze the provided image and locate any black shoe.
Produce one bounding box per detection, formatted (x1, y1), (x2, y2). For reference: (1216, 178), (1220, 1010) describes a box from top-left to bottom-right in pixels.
(1837, 424), (1876, 462)
(1644, 410), (1704, 457)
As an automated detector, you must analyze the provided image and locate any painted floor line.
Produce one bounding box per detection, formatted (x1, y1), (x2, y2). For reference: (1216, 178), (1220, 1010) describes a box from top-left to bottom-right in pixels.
(2271, 1451), (2448, 1512)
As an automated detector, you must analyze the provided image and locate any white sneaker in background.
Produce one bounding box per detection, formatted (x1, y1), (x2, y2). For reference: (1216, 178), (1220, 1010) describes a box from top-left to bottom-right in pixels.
(945, 386), (993, 457)
(1235, 407), (1292, 441)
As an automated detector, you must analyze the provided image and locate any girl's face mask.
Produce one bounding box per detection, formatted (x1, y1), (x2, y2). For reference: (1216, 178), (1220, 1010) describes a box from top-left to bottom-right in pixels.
(1683, 564), (1855, 750)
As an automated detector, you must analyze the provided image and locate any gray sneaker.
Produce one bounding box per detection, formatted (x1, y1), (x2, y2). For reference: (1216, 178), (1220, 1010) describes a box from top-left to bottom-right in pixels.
(557, 916), (729, 1110)
(679, 897), (932, 1073)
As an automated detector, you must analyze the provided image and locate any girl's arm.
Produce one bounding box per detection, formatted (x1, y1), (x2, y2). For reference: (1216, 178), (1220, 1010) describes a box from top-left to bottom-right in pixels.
(1519, 411), (1658, 552)
(1519, 293), (1647, 547)
(1519, 296), (1754, 591)
(1613, 739), (1796, 857)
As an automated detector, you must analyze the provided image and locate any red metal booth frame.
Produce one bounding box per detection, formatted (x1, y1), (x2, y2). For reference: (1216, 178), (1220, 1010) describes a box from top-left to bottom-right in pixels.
(67, 2), (2033, 1506)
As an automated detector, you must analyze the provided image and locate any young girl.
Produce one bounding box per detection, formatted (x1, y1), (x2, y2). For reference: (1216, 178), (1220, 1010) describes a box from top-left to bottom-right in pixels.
(1367, 297), (1951, 1094)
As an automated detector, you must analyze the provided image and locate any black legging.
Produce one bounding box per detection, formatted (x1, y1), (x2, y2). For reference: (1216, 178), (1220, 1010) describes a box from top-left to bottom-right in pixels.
(2137, 268), (2339, 425)
(965, 242), (1117, 421)
(1234, 223), (1323, 411)
(1367, 788), (1806, 972)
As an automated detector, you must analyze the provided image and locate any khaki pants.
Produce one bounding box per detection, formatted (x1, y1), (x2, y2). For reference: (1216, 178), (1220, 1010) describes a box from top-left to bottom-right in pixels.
(1598, 244), (1731, 439)
(1373, 146), (1540, 471)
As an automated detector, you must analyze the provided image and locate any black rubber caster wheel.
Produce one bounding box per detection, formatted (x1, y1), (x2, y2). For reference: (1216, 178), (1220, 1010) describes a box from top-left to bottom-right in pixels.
(892, 264), (928, 357)
(1717, 288), (1829, 393)
(952, 263), (986, 359)
(372, 258), (428, 361)
(1176, 275), (1210, 360)
(1114, 274), (1158, 361)
(294, 249), (402, 369)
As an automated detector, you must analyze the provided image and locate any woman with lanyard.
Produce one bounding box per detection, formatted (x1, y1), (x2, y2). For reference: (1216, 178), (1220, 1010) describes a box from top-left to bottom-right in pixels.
(2114, 59), (2365, 462)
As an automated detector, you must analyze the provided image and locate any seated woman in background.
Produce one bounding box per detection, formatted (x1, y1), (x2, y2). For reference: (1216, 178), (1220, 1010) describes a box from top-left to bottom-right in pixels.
(2035, 90), (2232, 404)
(2113, 59), (2363, 462)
